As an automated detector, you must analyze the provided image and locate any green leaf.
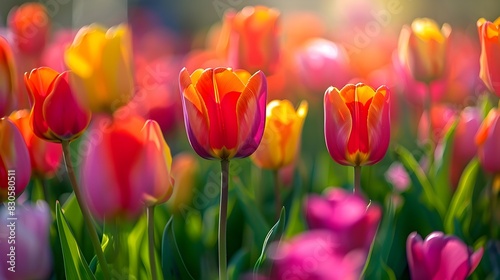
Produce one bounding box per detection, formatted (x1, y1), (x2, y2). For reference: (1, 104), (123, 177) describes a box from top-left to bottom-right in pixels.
(444, 159), (480, 235)
(431, 120), (457, 206)
(127, 215), (147, 277)
(161, 216), (194, 280)
(393, 145), (446, 217)
(228, 249), (250, 280)
(55, 201), (96, 280)
(254, 207), (286, 273)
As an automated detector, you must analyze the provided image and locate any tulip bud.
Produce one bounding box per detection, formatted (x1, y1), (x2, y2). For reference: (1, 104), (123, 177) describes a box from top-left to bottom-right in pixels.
(168, 153), (200, 212)
(7, 3), (50, 55)
(476, 107), (500, 173)
(0, 117), (31, 201)
(407, 231), (483, 279)
(0, 36), (17, 117)
(477, 18), (500, 96)
(0, 201), (52, 279)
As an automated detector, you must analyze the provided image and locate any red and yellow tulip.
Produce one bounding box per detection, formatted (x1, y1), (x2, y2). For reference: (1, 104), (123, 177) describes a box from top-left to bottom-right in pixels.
(0, 36), (17, 117)
(252, 100), (308, 170)
(398, 18), (451, 83)
(9, 110), (62, 178)
(64, 24), (134, 113)
(24, 67), (91, 142)
(179, 67), (267, 160)
(81, 114), (174, 220)
(324, 83), (390, 166)
(0, 117), (31, 201)
(477, 18), (500, 96)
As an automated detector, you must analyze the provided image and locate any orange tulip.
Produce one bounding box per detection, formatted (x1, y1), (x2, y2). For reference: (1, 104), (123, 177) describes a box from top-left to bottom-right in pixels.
(0, 36), (17, 117)
(0, 117), (31, 201)
(324, 83), (390, 166)
(179, 67), (267, 160)
(398, 18), (451, 83)
(24, 67), (91, 142)
(477, 18), (500, 96)
(222, 6), (280, 75)
(252, 100), (308, 170)
(7, 2), (50, 55)
(9, 110), (62, 178)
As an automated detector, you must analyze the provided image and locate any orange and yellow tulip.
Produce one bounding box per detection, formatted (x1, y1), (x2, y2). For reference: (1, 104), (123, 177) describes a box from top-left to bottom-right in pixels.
(64, 24), (134, 113)
(398, 18), (451, 83)
(7, 2), (50, 55)
(0, 36), (17, 117)
(324, 83), (390, 166)
(221, 6), (280, 75)
(252, 100), (308, 170)
(24, 67), (91, 142)
(477, 18), (500, 96)
(0, 117), (31, 201)
(81, 114), (174, 220)
(179, 67), (267, 160)
(9, 110), (62, 178)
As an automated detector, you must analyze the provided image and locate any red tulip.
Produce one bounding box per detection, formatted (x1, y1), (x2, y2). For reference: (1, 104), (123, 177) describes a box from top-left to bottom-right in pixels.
(179, 67), (267, 160)
(477, 18), (500, 96)
(0, 117), (31, 201)
(475, 107), (500, 173)
(7, 2), (50, 55)
(24, 67), (91, 142)
(324, 83), (390, 166)
(0, 36), (17, 117)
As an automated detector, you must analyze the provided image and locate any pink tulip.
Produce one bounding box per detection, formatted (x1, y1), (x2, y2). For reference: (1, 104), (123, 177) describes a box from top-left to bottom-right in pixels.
(407, 231), (483, 280)
(304, 188), (381, 255)
(417, 104), (456, 145)
(270, 230), (366, 280)
(0, 201), (52, 279)
(475, 107), (500, 173)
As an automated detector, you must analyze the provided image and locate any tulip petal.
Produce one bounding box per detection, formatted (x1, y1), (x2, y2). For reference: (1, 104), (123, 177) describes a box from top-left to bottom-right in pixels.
(324, 86), (352, 165)
(366, 86), (390, 165)
(235, 70), (267, 158)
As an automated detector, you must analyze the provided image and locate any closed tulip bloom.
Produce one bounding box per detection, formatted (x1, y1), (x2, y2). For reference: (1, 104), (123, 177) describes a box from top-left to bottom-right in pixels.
(324, 83), (390, 166)
(7, 2), (50, 55)
(0, 36), (17, 117)
(65, 24), (134, 113)
(169, 153), (200, 212)
(304, 188), (381, 255)
(252, 100), (308, 170)
(25, 67), (91, 142)
(398, 18), (451, 83)
(407, 232), (483, 280)
(9, 110), (62, 178)
(179, 67), (267, 160)
(224, 6), (280, 75)
(82, 114), (174, 220)
(475, 108), (500, 173)
(477, 18), (500, 96)
(0, 201), (52, 280)
(0, 117), (31, 201)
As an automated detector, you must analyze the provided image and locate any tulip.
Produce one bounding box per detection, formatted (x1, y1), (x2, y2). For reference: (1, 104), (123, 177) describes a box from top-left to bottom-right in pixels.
(417, 104), (456, 146)
(179, 67), (267, 160)
(0, 36), (17, 117)
(9, 109), (62, 178)
(406, 232), (483, 280)
(0, 117), (31, 201)
(222, 6), (280, 75)
(398, 18), (451, 83)
(477, 18), (500, 96)
(251, 100), (308, 170)
(0, 201), (52, 280)
(294, 38), (351, 92)
(476, 108), (500, 173)
(168, 153), (200, 212)
(65, 24), (134, 113)
(270, 230), (366, 280)
(304, 188), (381, 255)
(7, 2), (50, 55)
(24, 67), (91, 142)
(324, 83), (390, 166)
(81, 114), (174, 220)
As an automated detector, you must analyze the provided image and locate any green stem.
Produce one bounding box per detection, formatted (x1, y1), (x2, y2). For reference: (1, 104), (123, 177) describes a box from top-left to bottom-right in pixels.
(219, 159), (230, 280)
(147, 206), (158, 280)
(424, 82), (435, 169)
(61, 140), (111, 279)
(273, 170), (281, 220)
(354, 165), (362, 194)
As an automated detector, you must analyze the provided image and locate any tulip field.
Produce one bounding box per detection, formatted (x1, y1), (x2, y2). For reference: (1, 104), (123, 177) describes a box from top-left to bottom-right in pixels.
(1, 1), (500, 279)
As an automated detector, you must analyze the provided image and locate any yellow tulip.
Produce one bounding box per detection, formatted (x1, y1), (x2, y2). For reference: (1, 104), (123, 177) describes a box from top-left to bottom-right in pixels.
(64, 24), (134, 113)
(252, 100), (308, 170)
